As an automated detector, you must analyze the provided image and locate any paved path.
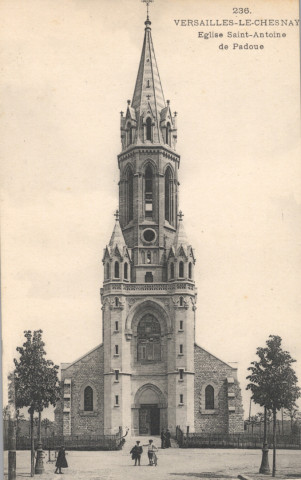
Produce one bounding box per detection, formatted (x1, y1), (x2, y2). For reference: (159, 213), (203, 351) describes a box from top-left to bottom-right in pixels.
(3, 444), (301, 480)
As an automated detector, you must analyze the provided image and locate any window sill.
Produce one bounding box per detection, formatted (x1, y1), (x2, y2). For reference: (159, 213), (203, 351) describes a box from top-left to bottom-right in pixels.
(113, 330), (119, 334)
(114, 404), (120, 408)
(113, 354), (119, 357)
(178, 353), (184, 356)
(178, 403), (184, 406)
(178, 379), (184, 382)
(79, 410), (98, 417)
(201, 410), (217, 415)
(114, 380), (119, 383)
(178, 329), (184, 332)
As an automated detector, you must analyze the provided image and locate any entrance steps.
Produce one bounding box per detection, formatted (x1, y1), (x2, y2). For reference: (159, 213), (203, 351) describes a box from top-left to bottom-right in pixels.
(124, 435), (179, 451)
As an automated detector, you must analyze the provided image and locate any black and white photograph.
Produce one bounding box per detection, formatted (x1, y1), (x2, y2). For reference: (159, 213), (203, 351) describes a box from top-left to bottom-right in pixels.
(1, 0), (301, 478)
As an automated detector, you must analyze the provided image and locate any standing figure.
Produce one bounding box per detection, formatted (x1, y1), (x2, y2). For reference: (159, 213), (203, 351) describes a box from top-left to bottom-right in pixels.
(160, 429), (166, 449)
(54, 446), (68, 474)
(130, 441), (143, 466)
(145, 439), (158, 466)
(165, 429), (171, 448)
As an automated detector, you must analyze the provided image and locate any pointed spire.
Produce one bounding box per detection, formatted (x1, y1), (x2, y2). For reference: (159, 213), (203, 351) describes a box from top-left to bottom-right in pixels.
(109, 210), (127, 254)
(173, 216), (189, 253)
(131, 15), (166, 143)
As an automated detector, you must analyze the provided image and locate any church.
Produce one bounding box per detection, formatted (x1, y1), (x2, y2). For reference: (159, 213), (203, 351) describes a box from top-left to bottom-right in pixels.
(55, 10), (244, 437)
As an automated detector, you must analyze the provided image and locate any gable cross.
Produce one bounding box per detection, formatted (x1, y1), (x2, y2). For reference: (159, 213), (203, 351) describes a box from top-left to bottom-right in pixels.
(178, 210), (184, 221)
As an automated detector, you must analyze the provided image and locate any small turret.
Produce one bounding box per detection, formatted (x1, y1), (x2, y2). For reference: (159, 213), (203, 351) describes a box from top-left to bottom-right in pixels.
(102, 210), (131, 282)
(167, 211), (195, 281)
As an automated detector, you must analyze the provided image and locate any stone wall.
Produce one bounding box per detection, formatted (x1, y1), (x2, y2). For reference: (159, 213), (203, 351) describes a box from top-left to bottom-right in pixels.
(55, 344), (105, 435)
(194, 344), (244, 433)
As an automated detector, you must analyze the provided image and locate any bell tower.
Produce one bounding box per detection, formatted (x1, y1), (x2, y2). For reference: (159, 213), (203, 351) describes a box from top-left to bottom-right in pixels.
(101, 3), (197, 435)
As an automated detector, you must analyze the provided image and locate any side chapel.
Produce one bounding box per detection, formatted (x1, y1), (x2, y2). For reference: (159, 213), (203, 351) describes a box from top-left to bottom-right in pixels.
(55, 10), (244, 437)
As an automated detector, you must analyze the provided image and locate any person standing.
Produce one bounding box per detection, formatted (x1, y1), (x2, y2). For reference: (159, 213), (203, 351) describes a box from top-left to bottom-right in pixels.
(54, 446), (68, 474)
(130, 440), (143, 466)
(144, 439), (158, 466)
(160, 429), (166, 449)
(165, 429), (171, 448)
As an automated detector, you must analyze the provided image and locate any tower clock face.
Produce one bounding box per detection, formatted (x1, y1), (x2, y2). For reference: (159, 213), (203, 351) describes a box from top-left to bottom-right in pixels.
(142, 228), (156, 243)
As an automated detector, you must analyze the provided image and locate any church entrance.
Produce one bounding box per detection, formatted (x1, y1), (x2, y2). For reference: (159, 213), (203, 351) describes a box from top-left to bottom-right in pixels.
(139, 404), (160, 435)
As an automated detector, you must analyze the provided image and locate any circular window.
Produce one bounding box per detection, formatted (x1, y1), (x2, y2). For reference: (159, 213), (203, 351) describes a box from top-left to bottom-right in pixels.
(143, 229), (156, 243)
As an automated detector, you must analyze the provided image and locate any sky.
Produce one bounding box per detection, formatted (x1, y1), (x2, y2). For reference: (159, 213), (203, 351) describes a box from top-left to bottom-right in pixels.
(1, 0), (301, 421)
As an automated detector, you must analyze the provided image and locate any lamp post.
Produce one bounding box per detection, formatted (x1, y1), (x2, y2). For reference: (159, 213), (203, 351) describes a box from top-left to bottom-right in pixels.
(8, 413), (16, 480)
(8, 373), (16, 480)
(34, 411), (45, 474)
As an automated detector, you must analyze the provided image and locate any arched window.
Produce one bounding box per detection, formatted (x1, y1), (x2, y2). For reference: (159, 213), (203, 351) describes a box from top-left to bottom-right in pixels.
(84, 386), (93, 411)
(115, 297), (119, 307)
(114, 261), (120, 279)
(165, 167), (174, 224)
(166, 122), (171, 146)
(137, 314), (161, 362)
(126, 122), (132, 146)
(145, 165), (153, 218)
(125, 167), (134, 223)
(179, 261), (184, 278)
(146, 117), (152, 141)
(141, 250), (145, 263)
(124, 262), (128, 280)
(188, 262), (192, 279)
(205, 385), (214, 410)
(170, 262), (174, 279)
(147, 251), (151, 264)
(106, 262), (110, 280)
(179, 296), (184, 307)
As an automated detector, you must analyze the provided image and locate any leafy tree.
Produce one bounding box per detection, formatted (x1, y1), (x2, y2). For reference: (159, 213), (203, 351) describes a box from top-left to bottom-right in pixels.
(41, 418), (51, 437)
(13, 330), (60, 477)
(247, 335), (300, 476)
(284, 407), (300, 434)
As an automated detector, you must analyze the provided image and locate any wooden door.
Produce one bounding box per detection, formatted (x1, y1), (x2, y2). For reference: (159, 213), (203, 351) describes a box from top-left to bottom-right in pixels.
(139, 407), (151, 435)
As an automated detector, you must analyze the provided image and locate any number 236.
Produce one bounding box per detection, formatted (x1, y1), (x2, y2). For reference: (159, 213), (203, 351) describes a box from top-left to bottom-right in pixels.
(233, 7), (250, 14)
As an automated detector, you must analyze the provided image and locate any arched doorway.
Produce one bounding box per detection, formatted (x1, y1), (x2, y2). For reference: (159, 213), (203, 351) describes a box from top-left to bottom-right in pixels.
(134, 384), (166, 435)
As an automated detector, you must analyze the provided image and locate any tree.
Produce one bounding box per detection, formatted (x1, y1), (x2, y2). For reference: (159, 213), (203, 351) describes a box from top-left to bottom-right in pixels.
(13, 330), (60, 477)
(284, 406), (300, 434)
(41, 418), (51, 437)
(247, 335), (300, 477)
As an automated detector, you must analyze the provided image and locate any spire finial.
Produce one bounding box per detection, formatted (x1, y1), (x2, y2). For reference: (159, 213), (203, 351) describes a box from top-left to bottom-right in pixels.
(114, 209), (119, 221)
(142, 0), (153, 25)
(178, 211), (184, 222)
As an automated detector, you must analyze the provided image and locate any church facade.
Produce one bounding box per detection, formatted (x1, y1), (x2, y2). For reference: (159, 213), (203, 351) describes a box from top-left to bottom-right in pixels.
(55, 14), (244, 437)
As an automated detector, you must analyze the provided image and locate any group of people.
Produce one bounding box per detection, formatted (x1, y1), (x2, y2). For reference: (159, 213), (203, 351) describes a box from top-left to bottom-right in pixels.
(54, 431), (172, 471)
(160, 428), (171, 448)
(130, 439), (158, 466)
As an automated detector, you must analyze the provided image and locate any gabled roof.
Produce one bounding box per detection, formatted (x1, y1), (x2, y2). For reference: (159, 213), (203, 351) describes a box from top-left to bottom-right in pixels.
(61, 344), (103, 372)
(160, 105), (173, 124)
(126, 106), (136, 121)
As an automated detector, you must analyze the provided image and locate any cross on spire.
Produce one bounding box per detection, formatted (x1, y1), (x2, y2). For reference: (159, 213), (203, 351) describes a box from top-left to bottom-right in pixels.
(146, 94), (151, 100)
(178, 210), (184, 221)
(141, 0), (154, 21)
(114, 209), (119, 221)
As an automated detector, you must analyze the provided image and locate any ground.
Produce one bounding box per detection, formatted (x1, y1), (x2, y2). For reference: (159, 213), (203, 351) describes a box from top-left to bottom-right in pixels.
(3, 439), (301, 480)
